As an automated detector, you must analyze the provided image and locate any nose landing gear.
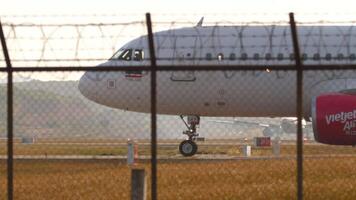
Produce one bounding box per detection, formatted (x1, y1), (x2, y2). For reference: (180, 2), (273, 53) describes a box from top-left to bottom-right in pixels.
(179, 115), (200, 157)
(179, 140), (198, 157)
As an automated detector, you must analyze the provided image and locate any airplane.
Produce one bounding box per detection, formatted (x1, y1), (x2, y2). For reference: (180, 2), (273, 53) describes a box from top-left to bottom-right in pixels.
(79, 18), (356, 156)
(207, 117), (314, 140)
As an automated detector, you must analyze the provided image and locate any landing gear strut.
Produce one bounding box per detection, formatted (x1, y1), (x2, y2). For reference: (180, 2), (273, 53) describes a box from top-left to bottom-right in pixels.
(179, 115), (200, 157)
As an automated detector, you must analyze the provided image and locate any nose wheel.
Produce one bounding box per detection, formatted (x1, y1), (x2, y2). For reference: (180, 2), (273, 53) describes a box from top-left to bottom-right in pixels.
(179, 140), (198, 156)
(179, 115), (200, 157)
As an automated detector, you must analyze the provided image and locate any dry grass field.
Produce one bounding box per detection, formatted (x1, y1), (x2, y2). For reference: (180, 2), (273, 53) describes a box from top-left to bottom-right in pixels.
(2, 141), (356, 156)
(2, 142), (356, 199)
(1, 156), (356, 200)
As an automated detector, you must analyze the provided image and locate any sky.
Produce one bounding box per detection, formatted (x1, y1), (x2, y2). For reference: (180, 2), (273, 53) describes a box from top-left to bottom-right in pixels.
(1, 0), (356, 81)
(1, 0), (356, 28)
(1, 0), (356, 16)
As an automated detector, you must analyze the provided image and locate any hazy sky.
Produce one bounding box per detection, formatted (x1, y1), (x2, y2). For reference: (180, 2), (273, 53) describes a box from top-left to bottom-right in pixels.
(1, 0), (356, 15)
(1, 0), (356, 81)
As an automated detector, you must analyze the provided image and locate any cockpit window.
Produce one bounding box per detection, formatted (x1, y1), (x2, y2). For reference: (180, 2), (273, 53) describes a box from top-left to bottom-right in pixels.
(133, 49), (144, 61)
(110, 49), (145, 61)
(110, 49), (132, 61)
(118, 49), (132, 60)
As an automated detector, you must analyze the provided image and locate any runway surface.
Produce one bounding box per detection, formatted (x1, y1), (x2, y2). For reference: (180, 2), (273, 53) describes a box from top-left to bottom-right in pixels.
(1, 154), (356, 163)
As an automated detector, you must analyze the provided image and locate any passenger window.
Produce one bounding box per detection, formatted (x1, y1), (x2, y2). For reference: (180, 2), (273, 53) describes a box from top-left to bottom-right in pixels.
(325, 53), (332, 61)
(313, 53), (320, 60)
(265, 53), (272, 61)
(277, 53), (284, 61)
(217, 53), (224, 61)
(206, 53), (212, 60)
(133, 49), (144, 61)
(241, 53), (248, 61)
(337, 53), (344, 60)
(350, 54), (356, 60)
(253, 53), (259, 60)
(118, 49), (132, 61)
(229, 53), (236, 61)
(289, 53), (295, 60)
(302, 53), (308, 61)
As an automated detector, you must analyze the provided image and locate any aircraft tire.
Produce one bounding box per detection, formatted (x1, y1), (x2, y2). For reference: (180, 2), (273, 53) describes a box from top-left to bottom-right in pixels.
(179, 140), (198, 157)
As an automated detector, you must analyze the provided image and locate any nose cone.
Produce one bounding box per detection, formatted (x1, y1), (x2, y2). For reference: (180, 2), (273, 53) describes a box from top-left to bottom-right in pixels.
(78, 72), (97, 102)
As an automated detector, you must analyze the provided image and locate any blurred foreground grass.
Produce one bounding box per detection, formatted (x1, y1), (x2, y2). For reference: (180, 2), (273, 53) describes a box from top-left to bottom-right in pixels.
(1, 157), (356, 199)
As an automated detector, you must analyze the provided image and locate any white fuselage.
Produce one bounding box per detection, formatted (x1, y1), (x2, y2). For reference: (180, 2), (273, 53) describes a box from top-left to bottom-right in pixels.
(79, 25), (356, 118)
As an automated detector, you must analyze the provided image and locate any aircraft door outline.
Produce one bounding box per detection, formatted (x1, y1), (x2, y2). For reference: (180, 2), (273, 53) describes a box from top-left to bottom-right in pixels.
(170, 51), (196, 82)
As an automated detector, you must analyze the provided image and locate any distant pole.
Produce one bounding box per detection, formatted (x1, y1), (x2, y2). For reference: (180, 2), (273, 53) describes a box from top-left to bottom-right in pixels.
(131, 169), (147, 200)
(127, 139), (135, 165)
(272, 137), (281, 156)
(146, 13), (157, 200)
(0, 19), (14, 200)
(289, 12), (304, 200)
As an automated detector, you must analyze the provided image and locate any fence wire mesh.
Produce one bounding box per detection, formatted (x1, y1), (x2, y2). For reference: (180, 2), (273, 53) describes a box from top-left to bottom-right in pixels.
(0, 17), (147, 67)
(0, 73), (7, 199)
(156, 70), (297, 199)
(10, 71), (152, 199)
(1, 13), (356, 200)
(302, 69), (356, 199)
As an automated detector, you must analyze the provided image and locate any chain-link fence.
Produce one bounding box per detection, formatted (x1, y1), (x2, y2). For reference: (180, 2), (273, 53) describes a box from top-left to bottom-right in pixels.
(1, 12), (356, 200)
(0, 70), (7, 199)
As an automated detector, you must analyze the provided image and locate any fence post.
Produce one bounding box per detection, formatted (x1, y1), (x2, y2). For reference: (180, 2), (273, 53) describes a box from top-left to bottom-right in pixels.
(289, 12), (304, 200)
(131, 169), (147, 200)
(146, 13), (157, 200)
(272, 137), (281, 156)
(0, 19), (14, 200)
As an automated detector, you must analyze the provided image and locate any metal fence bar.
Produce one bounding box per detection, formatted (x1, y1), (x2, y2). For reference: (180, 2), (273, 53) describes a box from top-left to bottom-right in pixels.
(0, 64), (355, 72)
(0, 65), (297, 71)
(0, 20), (14, 200)
(289, 13), (303, 200)
(146, 13), (157, 200)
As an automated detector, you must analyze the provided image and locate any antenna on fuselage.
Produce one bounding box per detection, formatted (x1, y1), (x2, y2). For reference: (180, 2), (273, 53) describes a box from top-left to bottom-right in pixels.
(196, 17), (204, 27)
